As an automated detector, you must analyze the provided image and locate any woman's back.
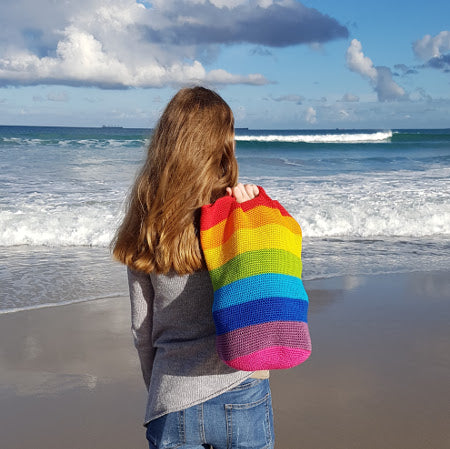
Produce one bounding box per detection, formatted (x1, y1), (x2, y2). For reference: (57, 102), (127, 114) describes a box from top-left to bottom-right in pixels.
(114, 87), (274, 448)
(128, 268), (253, 424)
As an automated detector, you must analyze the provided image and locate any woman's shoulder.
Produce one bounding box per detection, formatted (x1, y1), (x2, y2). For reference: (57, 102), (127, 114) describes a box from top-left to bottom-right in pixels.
(149, 269), (212, 293)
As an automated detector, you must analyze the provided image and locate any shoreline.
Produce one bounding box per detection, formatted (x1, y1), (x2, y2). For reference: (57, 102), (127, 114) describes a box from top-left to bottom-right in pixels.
(1, 270), (449, 448)
(1, 266), (448, 316)
(0, 293), (128, 316)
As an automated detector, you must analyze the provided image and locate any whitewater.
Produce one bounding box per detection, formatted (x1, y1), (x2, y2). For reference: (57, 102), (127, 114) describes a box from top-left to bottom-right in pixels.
(1, 126), (450, 312)
(235, 130), (393, 143)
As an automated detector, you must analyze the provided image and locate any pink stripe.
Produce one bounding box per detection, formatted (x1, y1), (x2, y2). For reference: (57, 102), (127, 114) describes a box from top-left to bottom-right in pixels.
(216, 321), (311, 361)
(226, 347), (311, 371)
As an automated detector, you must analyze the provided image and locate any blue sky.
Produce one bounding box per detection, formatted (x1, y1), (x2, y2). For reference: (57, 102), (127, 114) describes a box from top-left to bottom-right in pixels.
(0, 0), (449, 129)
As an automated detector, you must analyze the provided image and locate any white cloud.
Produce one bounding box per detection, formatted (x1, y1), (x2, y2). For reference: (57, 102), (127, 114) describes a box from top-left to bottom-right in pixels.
(209, 0), (249, 8)
(306, 106), (317, 124)
(346, 39), (406, 102)
(410, 88), (432, 102)
(204, 69), (268, 85)
(257, 0), (274, 7)
(413, 31), (450, 60)
(340, 93), (359, 102)
(0, 0), (347, 89)
(272, 94), (304, 104)
(0, 23), (266, 88)
(374, 66), (406, 102)
(346, 39), (377, 80)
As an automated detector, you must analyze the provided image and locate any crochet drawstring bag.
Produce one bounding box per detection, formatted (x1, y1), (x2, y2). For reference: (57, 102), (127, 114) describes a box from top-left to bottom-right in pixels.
(200, 186), (311, 371)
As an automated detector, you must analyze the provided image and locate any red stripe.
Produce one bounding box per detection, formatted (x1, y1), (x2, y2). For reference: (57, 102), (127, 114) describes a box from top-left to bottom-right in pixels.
(200, 186), (291, 230)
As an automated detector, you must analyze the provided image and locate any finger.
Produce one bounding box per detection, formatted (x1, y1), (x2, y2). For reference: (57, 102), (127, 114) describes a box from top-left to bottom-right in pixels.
(226, 187), (232, 196)
(233, 184), (245, 203)
(240, 184), (253, 202)
(244, 184), (258, 199)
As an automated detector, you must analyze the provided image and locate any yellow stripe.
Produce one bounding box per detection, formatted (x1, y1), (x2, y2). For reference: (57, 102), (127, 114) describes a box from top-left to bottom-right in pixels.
(201, 205), (301, 251)
(203, 223), (302, 271)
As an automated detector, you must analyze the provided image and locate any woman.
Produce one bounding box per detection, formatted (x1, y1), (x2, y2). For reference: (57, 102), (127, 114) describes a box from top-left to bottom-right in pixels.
(113, 87), (274, 449)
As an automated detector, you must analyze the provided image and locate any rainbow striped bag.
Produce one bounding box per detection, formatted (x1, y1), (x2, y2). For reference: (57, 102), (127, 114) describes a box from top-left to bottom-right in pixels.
(200, 187), (311, 371)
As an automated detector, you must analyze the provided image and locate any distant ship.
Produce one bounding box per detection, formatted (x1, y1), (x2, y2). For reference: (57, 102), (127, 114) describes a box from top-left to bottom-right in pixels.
(101, 125), (123, 129)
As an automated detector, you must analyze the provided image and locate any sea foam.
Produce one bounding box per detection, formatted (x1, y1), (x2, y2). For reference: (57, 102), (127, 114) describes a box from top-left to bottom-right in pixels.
(235, 131), (393, 143)
(1, 126), (450, 313)
(2, 168), (449, 247)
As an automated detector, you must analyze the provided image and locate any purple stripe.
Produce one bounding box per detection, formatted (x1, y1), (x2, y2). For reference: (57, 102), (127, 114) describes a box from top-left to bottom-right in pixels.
(216, 321), (311, 362)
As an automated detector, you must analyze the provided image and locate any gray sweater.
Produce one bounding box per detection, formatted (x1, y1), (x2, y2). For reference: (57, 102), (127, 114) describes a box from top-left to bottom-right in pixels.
(127, 268), (254, 424)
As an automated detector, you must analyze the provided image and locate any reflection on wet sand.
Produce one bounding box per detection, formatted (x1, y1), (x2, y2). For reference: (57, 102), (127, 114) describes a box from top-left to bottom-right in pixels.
(273, 271), (450, 449)
(0, 296), (137, 397)
(0, 271), (449, 449)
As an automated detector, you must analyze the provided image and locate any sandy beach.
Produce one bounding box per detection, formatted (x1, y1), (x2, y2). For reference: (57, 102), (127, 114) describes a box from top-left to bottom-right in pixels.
(1, 270), (449, 449)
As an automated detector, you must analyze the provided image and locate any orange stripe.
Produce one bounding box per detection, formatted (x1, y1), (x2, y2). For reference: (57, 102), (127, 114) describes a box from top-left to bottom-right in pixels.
(200, 205), (301, 251)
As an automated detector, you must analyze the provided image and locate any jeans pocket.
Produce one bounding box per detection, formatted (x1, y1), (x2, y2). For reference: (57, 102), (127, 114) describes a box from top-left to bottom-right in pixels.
(146, 411), (185, 449)
(225, 392), (274, 449)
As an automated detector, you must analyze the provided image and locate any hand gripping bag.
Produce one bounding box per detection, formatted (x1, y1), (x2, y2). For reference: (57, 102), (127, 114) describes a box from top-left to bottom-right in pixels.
(200, 187), (311, 371)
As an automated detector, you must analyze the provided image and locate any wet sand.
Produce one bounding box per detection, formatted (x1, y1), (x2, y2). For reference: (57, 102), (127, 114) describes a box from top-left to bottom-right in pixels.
(0, 271), (449, 449)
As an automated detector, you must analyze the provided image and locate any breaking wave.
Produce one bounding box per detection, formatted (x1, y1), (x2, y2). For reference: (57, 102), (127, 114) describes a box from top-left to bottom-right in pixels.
(235, 131), (393, 143)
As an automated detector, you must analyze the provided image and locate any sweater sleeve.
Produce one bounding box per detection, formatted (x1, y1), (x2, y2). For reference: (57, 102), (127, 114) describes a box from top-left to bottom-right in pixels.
(127, 267), (155, 390)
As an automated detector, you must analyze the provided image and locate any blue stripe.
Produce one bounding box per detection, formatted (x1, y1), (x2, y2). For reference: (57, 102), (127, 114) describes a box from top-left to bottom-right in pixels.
(212, 273), (308, 313)
(213, 296), (309, 335)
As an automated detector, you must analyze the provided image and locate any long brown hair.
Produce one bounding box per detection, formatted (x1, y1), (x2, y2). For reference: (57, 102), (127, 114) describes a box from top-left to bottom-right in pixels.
(112, 87), (238, 274)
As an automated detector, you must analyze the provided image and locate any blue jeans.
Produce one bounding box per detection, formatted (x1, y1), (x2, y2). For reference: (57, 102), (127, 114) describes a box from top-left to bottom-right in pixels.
(145, 378), (274, 449)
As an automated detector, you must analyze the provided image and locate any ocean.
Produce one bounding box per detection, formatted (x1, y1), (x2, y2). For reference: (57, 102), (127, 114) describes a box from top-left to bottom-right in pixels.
(1, 126), (449, 313)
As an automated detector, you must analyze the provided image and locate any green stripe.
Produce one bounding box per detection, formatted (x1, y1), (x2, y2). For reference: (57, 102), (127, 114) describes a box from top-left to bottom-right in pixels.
(209, 248), (303, 290)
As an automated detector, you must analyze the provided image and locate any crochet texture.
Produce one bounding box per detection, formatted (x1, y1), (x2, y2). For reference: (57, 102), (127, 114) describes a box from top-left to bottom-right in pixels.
(200, 187), (311, 371)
